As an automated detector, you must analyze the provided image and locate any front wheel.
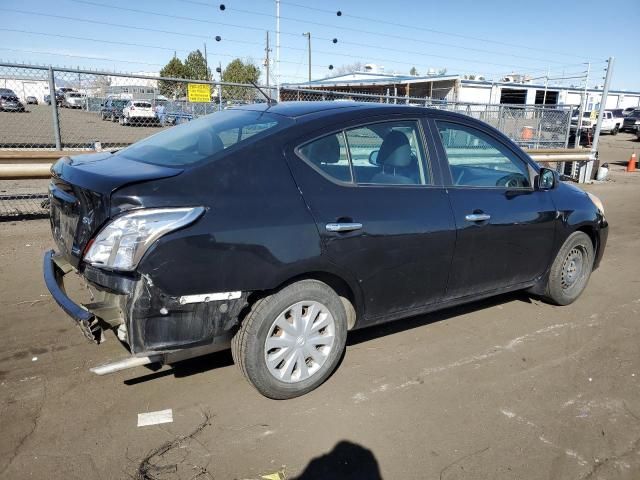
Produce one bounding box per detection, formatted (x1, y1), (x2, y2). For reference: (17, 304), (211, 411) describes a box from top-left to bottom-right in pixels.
(232, 280), (348, 399)
(543, 231), (594, 305)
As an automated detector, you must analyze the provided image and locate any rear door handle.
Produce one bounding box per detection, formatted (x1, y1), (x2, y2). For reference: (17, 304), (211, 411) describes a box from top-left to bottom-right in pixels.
(326, 222), (363, 232)
(465, 213), (491, 222)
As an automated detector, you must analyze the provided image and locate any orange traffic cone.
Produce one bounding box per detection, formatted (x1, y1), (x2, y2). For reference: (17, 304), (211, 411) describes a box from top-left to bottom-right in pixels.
(627, 153), (637, 172)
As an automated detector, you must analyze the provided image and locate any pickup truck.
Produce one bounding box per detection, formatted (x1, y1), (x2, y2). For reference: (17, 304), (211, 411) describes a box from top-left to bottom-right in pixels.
(571, 110), (623, 135)
(622, 109), (640, 132)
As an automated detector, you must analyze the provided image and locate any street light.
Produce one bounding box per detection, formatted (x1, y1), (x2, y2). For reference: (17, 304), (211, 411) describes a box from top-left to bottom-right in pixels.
(303, 32), (311, 82)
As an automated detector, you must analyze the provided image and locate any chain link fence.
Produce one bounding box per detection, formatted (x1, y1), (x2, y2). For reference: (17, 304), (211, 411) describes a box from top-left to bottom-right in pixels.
(1, 62), (573, 220)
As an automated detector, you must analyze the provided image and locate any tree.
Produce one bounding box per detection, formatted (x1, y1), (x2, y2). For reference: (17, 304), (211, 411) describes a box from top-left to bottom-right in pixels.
(184, 49), (211, 81)
(409, 66), (419, 76)
(159, 56), (187, 99)
(221, 58), (261, 102)
(334, 62), (365, 76)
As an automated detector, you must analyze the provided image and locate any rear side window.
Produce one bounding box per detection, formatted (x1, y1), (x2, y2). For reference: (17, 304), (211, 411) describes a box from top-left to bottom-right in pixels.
(436, 121), (531, 188)
(298, 133), (351, 182)
(297, 120), (428, 186)
(115, 110), (290, 166)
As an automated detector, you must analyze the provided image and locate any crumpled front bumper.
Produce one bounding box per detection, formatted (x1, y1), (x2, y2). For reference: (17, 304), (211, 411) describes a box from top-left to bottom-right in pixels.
(43, 250), (103, 343)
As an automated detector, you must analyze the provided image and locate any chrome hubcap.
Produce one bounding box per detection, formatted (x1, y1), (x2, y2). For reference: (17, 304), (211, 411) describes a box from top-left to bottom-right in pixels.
(264, 300), (336, 383)
(561, 247), (585, 290)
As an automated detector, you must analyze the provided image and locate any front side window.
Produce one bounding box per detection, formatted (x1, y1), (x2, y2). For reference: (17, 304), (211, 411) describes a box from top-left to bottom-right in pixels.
(436, 121), (531, 188)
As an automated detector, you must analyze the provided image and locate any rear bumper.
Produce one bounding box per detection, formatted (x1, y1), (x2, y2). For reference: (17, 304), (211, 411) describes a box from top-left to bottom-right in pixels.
(44, 249), (248, 354)
(43, 250), (102, 342)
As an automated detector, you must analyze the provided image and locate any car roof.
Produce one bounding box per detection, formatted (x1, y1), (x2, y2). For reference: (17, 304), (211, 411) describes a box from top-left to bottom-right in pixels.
(232, 101), (425, 119)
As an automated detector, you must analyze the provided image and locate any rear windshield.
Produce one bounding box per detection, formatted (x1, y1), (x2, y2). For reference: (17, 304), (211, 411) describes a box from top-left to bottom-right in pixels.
(133, 101), (152, 107)
(115, 109), (290, 166)
(69, 93), (82, 98)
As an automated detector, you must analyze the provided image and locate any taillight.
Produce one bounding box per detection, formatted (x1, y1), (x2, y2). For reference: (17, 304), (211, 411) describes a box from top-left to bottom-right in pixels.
(130, 106), (135, 110)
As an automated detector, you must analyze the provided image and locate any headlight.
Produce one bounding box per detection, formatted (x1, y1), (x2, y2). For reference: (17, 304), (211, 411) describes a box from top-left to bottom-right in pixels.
(84, 207), (204, 271)
(586, 192), (605, 216)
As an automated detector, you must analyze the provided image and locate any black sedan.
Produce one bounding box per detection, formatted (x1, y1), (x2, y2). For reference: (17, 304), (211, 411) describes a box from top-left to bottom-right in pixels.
(43, 102), (608, 399)
(0, 94), (25, 112)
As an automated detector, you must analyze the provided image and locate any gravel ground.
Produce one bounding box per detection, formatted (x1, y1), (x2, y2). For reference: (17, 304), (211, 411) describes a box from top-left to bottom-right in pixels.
(0, 134), (639, 479)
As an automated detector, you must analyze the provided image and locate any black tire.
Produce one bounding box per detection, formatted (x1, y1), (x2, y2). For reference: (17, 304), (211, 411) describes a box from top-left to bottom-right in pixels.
(612, 126), (619, 136)
(232, 280), (348, 399)
(111, 113), (116, 122)
(543, 231), (594, 306)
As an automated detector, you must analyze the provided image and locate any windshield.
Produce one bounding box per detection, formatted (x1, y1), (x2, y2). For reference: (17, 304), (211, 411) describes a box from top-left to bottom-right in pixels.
(115, 109), (291, 166)
(69, 93), (82, 98)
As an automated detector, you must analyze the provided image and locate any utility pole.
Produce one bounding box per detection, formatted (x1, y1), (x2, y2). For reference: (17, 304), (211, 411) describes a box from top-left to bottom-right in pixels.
(303, 32), (311, 82)
(574, 62), (591, 149)
(265, 31), (270, 93)
(589, 57), (615, 179)
(203, 42), (208, 78)
(276, 0), (280, 101)
(217, 62), (223, 111)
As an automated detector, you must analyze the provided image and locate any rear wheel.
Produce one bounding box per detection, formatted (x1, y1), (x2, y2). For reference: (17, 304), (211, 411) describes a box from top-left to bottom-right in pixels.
(232, 280), (348, 399)
(612, 125), (619, 135)
(543, 231), (594, 305)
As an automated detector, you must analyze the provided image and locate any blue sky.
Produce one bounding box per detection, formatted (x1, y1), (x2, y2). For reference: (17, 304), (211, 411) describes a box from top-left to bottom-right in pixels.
(2, 0), (638, 90)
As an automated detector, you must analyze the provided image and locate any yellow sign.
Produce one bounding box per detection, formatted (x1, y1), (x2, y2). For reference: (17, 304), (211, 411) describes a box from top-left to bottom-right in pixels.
(590, 109), (597, 121)
(187, 83), (211, 102)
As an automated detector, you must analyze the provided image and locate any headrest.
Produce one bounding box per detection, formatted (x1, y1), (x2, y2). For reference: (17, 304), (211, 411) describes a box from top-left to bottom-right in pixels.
(377, 131), (412, 168)
(197, 131), (224, 157)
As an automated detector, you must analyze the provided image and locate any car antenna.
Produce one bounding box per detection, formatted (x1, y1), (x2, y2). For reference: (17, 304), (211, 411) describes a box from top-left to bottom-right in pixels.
(249, 80), (276, 105)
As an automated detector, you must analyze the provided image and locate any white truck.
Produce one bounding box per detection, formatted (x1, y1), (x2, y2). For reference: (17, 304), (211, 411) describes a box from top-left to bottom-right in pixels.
(571, 110), (623, 135)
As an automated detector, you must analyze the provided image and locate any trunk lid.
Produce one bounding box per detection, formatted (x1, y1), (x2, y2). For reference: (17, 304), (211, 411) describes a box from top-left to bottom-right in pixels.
(49, 152), (183, 267)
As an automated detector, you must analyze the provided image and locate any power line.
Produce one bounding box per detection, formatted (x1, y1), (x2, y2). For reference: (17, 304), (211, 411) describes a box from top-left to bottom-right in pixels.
(254, 0), (585, 60)
(60, 1), (590, 75)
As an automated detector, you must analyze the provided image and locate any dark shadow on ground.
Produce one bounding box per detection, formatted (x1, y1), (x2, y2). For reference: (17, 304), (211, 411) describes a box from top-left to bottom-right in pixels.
(346, 290), (533, 347)
(292, 440), (382, 480)
(125, 290), (534, 384)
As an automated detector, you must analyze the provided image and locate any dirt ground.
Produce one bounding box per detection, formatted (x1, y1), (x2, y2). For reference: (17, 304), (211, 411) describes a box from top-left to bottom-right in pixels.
(0, 105), (164, 149)
(1, 133), (639, 480)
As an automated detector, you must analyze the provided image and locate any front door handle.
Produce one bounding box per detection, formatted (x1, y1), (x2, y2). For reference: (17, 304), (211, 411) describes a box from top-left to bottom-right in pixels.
(465, 213), (491, 222)
(326, 222), (363, 232)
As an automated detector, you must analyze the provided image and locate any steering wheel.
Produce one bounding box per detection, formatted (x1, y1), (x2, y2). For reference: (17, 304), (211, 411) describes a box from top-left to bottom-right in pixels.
(496, 173), (526, 188)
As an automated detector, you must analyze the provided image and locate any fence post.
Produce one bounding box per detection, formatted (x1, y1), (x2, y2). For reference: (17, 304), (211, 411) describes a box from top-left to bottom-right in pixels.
(48, 66), (62, 150)
(563, 107), (572, 148)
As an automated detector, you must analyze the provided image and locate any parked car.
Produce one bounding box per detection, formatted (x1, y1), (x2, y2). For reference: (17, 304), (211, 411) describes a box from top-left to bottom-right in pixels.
(45, 93), (62, 105)
(622, 109), (640, 132)
(571, 110), (621, 134)
(100, 98), (128, 122)
(44, 102), (608, 399)
(62, 92), (86, 109)
(120, 100), (156, 125)
(0, 88), (17, 97)
(0, 94), (25, 112)
(25, 96), (38, 105)
(623, 107), (638, 116)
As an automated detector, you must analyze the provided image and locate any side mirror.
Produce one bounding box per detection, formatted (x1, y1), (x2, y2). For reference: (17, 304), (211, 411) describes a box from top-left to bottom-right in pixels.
(537, 167), (558, 190)
(369, 149), (380, 165)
